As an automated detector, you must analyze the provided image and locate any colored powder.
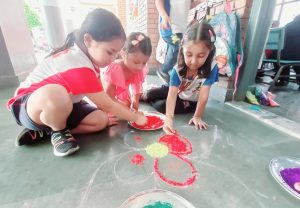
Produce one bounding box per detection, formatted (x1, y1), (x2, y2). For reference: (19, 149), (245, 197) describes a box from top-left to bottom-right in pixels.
(154, 156), (197, 187)
(158, 135), (192, 155)
(250, 105), (261, 111)
(146, 143), (168, 158)
(135, 136), (142, 142)
(130, 154), (145, 166)
(143, 201), (173, 208)
(280, 168), (300, 194)
(132, 115), (164, 129)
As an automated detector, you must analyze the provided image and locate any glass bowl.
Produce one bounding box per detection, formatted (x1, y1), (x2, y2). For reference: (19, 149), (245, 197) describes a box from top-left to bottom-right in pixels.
(269, 156), (300, 200)
(120, 189), (195, 208)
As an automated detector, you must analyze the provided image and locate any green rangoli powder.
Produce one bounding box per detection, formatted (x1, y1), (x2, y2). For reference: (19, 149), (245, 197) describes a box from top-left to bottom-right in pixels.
(143, 201), (173, 208)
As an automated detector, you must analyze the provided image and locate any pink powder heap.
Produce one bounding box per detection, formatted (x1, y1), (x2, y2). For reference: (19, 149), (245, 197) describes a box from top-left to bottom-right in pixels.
(159, 135), (187, 153)
(158, 134), (192, 155)
(135, 136), (142, 142)
(130, 154), (145, 166)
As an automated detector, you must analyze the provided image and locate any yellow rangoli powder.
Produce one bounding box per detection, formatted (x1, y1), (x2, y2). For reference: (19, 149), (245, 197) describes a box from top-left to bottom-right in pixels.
(145, 143), (169, 158)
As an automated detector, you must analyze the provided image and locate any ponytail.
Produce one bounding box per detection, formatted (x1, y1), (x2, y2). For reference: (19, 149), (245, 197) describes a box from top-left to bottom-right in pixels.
(47, 30), (78, 57)
(46, 8), (125, 58)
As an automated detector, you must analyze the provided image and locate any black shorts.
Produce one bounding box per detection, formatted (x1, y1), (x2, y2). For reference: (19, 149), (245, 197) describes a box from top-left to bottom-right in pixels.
(10, 94), (97, 131)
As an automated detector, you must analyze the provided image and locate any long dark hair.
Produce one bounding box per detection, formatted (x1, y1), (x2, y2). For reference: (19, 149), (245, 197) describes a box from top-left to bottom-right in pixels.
(123, 32), (152, 56)
(177, 22), (216, 78)
(48, 8), (126, 56)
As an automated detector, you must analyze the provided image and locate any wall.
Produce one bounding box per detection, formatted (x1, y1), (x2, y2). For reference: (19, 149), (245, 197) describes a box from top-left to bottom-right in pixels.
(117, 0), (127, 30)
(117, 0), (254, 82)
(190, 0), (253, 42)
(116, 0), (159, 72)
(146, 0), (160, 71)
(0, 0), (36, 88)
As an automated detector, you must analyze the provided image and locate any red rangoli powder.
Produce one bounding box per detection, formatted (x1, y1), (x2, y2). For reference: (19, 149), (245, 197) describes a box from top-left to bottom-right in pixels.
(130, 154), (145, 166)
(158, 134), (192, 155)
(131, 115), (164, 130)
(135, 136), (142, 142)
(154, 134), (196, 187)
(153, 156), (197, 187)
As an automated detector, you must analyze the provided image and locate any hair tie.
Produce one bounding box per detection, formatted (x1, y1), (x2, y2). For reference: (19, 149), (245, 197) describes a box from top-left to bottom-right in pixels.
(208, 29), (215, 43)
(131, 34), (145, 46)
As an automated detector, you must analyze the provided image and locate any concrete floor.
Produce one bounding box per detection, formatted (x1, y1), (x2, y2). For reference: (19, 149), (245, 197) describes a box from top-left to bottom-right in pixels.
(0, 78), (300, 207)
(255, 73), (300, 124)
(262, 84), (300, 123)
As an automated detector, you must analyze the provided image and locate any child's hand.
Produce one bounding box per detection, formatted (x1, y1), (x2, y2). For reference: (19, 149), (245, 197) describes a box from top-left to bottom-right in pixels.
(161, 15), (171, 30)
(163, 117), (176, 135)
(131, 101), (139, 112)
(107, 114), (119, 126)
(135, 113), (147, 126)
(137, 111), (144, 115)
(130, 108), (144, 116)
(188, 116), (208, 130)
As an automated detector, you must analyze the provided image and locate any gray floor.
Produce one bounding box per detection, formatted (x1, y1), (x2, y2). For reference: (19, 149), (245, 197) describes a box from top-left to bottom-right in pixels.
(0, 78), (300, 207)
(255, 74), (300, 124)
(263, 84), (300, 124)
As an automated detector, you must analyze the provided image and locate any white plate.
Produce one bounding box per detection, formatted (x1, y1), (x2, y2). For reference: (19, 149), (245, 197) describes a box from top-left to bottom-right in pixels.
(128, 111), (165, 131)
(269, 156), (300, 200)
(120, 189), (195, 208)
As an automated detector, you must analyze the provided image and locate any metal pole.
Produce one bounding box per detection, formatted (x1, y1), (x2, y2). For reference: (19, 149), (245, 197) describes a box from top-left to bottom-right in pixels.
(41, 0), (66, 49)
(235, 0), (276, 100)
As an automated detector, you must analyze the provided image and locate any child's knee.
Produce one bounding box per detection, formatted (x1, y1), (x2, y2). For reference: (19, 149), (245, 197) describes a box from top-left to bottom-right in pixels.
(27, 84), (72, 115)
(34, 85), (71, 106)
(90, 111), (108, 131)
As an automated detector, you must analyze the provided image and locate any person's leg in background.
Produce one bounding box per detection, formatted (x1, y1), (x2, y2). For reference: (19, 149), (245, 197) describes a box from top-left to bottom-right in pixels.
(156, 33), (182, 84)
(151, 97), (197, 114)
(272, 63), (290, 86)
(268, 50), (289, 86)
(141, 85), (169, 103)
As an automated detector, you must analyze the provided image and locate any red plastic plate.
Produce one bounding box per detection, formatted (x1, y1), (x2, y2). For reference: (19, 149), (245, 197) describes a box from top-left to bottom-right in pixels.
(129, 112), (165, 130)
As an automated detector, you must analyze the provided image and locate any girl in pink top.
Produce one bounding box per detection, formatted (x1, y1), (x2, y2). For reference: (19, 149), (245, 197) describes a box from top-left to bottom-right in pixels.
(103, 32), (152, 111)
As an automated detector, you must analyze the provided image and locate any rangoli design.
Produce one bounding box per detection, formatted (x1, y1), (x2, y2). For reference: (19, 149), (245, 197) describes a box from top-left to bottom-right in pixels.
(116, 132), (197, 187)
